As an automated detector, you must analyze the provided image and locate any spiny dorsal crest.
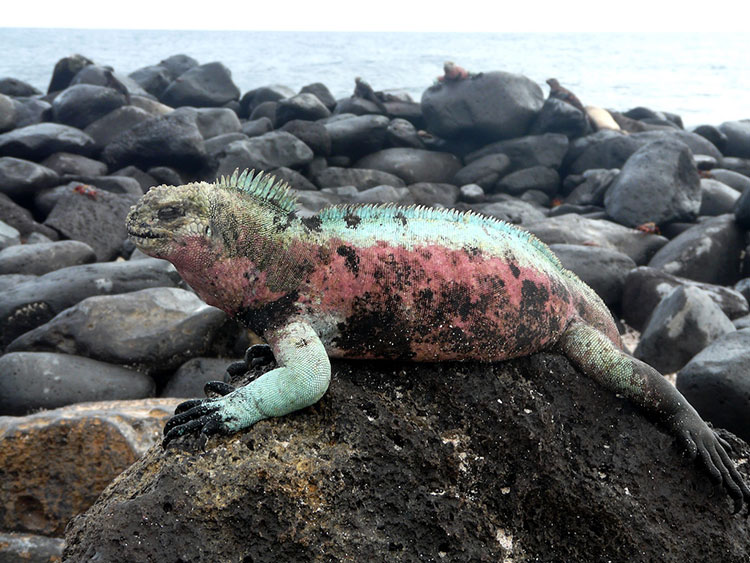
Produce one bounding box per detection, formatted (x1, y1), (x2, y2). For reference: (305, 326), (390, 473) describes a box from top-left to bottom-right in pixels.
(216, 169), (297, 214)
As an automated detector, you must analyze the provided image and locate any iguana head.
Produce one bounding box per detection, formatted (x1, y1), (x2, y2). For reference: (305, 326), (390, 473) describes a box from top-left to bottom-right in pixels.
(126, 181), (215, 261)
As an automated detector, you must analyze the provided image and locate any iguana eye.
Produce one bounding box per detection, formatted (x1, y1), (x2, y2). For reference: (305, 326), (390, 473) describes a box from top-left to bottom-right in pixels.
(205, 225), (211, 236)
(158, 206), (183, 221)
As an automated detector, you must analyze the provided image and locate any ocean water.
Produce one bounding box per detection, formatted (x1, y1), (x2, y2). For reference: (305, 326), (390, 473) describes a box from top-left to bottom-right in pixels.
(1, 29), (749, 127)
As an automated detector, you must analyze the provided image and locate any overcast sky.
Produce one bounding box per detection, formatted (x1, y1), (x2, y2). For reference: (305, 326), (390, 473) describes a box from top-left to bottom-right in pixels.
(3, 0), (749, 31)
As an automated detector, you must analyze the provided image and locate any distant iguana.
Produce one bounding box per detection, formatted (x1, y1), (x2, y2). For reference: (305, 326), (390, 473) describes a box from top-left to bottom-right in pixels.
(126, 169), (749, 511)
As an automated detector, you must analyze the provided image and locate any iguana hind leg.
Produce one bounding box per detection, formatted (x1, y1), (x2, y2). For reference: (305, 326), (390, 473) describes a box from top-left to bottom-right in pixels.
(558, 319), (750, 513)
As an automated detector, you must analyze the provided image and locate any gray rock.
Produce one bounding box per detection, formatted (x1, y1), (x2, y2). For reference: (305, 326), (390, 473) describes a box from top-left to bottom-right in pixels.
(204, 132), (249, 160)
(604, 139), (700, 227)
(146, 166), (181, 186)
(718, 120), (750, 159)
(708, 168), (750, 193)
(279, 120), (331, 156)
(466, 196), (546, 225)
(47, 54), (93, 93)
(569, 130), (722, 175)
(735, 187), (750, 230)
(215, 131), (313, 177)
(699, 178), (740, 216)
(240, 84), (295, 117)
(465, 133), (569, 171)
(295, 190), (344, 214)
(0, 77), (41, 96)
(421, 71), (543, 140)
(733, 315), (750, 330)
(0, 273), (36, 291)
(526, 214), (667, 265)
(313, 167), (405, 190)
(275, 93), (331, 126)
(692, 124), (728, 153)
(565, 169), (618, 206)
(102, 112), (207, 172)
(159, 54), (199, 80)
(350, 185), (410, 205)
(40, 151), (108, 177)
(496, 166), (560, 196)
(83, 105), (153, 147)
(172, 106), (242, 140)
(0, 257), (181, 348)
(7, 287), (227, 375)
(0, 192), (59, 240)
(621, 266), (749, 330)
(333, 96), (384, 116)
(241, 117), (274, 138)
(268, 167), (317, 191)
(11, 96), (52, 128)
(325, 114), (389, 159)
(111, 165), (157, 191)
(51, 84), (128, 129)
(0, 240), (96, 275)
(0, 220), (20, 250)
(529, 97), (589, 138)
(634, 286), (736, 373)
(386, 118), (424, 149)
(459, 183), (484, 203)
(299, 82), (336, 110)
(129, 64), (172, 98)
(0, 157), (59, 199)
(0, 532), (64, 562)
(719, 156), (750, 177)
(70, 64), (148, 97)
(0, 93), (15, 133)
(161, 62), (240, 107)
(676, 328), (750, 443)
(647, 214), (744, 285)
(162, 357), (236, 398)
(0, 352), (154, 415)
(74, 174), (144, 196)
(550, 243), (635, 307)
(453, 153), (512, 189)
(0, 122), (96, 160)
(44, 188), (138, 261)
(355, 148), (461, 185)
(408, 183), (460, 207)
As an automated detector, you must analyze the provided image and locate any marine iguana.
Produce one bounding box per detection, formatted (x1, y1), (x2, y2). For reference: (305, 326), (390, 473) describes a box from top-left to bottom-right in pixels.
(126, 169), (750, 511)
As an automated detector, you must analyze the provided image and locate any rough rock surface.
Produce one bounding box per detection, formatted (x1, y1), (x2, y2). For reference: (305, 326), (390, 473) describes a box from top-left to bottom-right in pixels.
(0, 398), (181, 537)
(677, 328), (750, 444)
(64, 356), (750, 562)
(421, 71), (544, 141)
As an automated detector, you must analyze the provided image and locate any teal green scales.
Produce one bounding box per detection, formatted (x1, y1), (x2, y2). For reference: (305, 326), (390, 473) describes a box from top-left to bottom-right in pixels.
(126, 169), (750, 512)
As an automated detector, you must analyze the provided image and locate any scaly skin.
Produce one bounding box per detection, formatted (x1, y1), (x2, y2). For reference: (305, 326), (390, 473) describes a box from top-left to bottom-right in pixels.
(126, 169), (749, 512)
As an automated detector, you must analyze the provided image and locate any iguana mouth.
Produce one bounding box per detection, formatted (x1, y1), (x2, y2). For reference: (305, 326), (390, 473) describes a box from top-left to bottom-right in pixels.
(127, 228), (163, 240)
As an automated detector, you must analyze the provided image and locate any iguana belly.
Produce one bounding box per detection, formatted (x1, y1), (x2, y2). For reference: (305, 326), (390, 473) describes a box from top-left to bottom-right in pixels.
(297, 239), (575, 362)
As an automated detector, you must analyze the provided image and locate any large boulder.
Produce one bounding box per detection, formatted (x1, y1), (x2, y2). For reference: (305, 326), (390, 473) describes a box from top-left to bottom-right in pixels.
(64, 355), (750, 562)
(634, 285), (736, 373)
(677, 328), (750, 443)
(647, 214), (744, 285)
(604, 139), (701, 227)
(0, 122), (96, 160)
(160, 62), (240, 107)
(102, 112), (207, 172)
(0, 353), (155, 415)
(215, 131), (314, 177)
(355, 148), (462, 185)
(526, 214), (667, 265)
(0, 157), (59, 199)
(421, 71), (544, 141)
(312, 167), (405, 190)
(0, 398), (180, 536)
(0, 240), (95, 275)
(621, 266), (749, 331)
(83, 105), (154, 147)
(51, 84), (128, 129)
(0, 258), (181, 348)
(7, 287), (228, 375)
(324, 114), (389, 159)
(465, 133), (569, 171)
(43, 188), (138, 261)
(718, 120), (750, 159)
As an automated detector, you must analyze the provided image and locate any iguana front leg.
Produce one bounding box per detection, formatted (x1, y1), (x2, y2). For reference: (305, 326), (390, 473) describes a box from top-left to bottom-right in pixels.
(163, 320), (331, 446)
(558, 320), (750, 512)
